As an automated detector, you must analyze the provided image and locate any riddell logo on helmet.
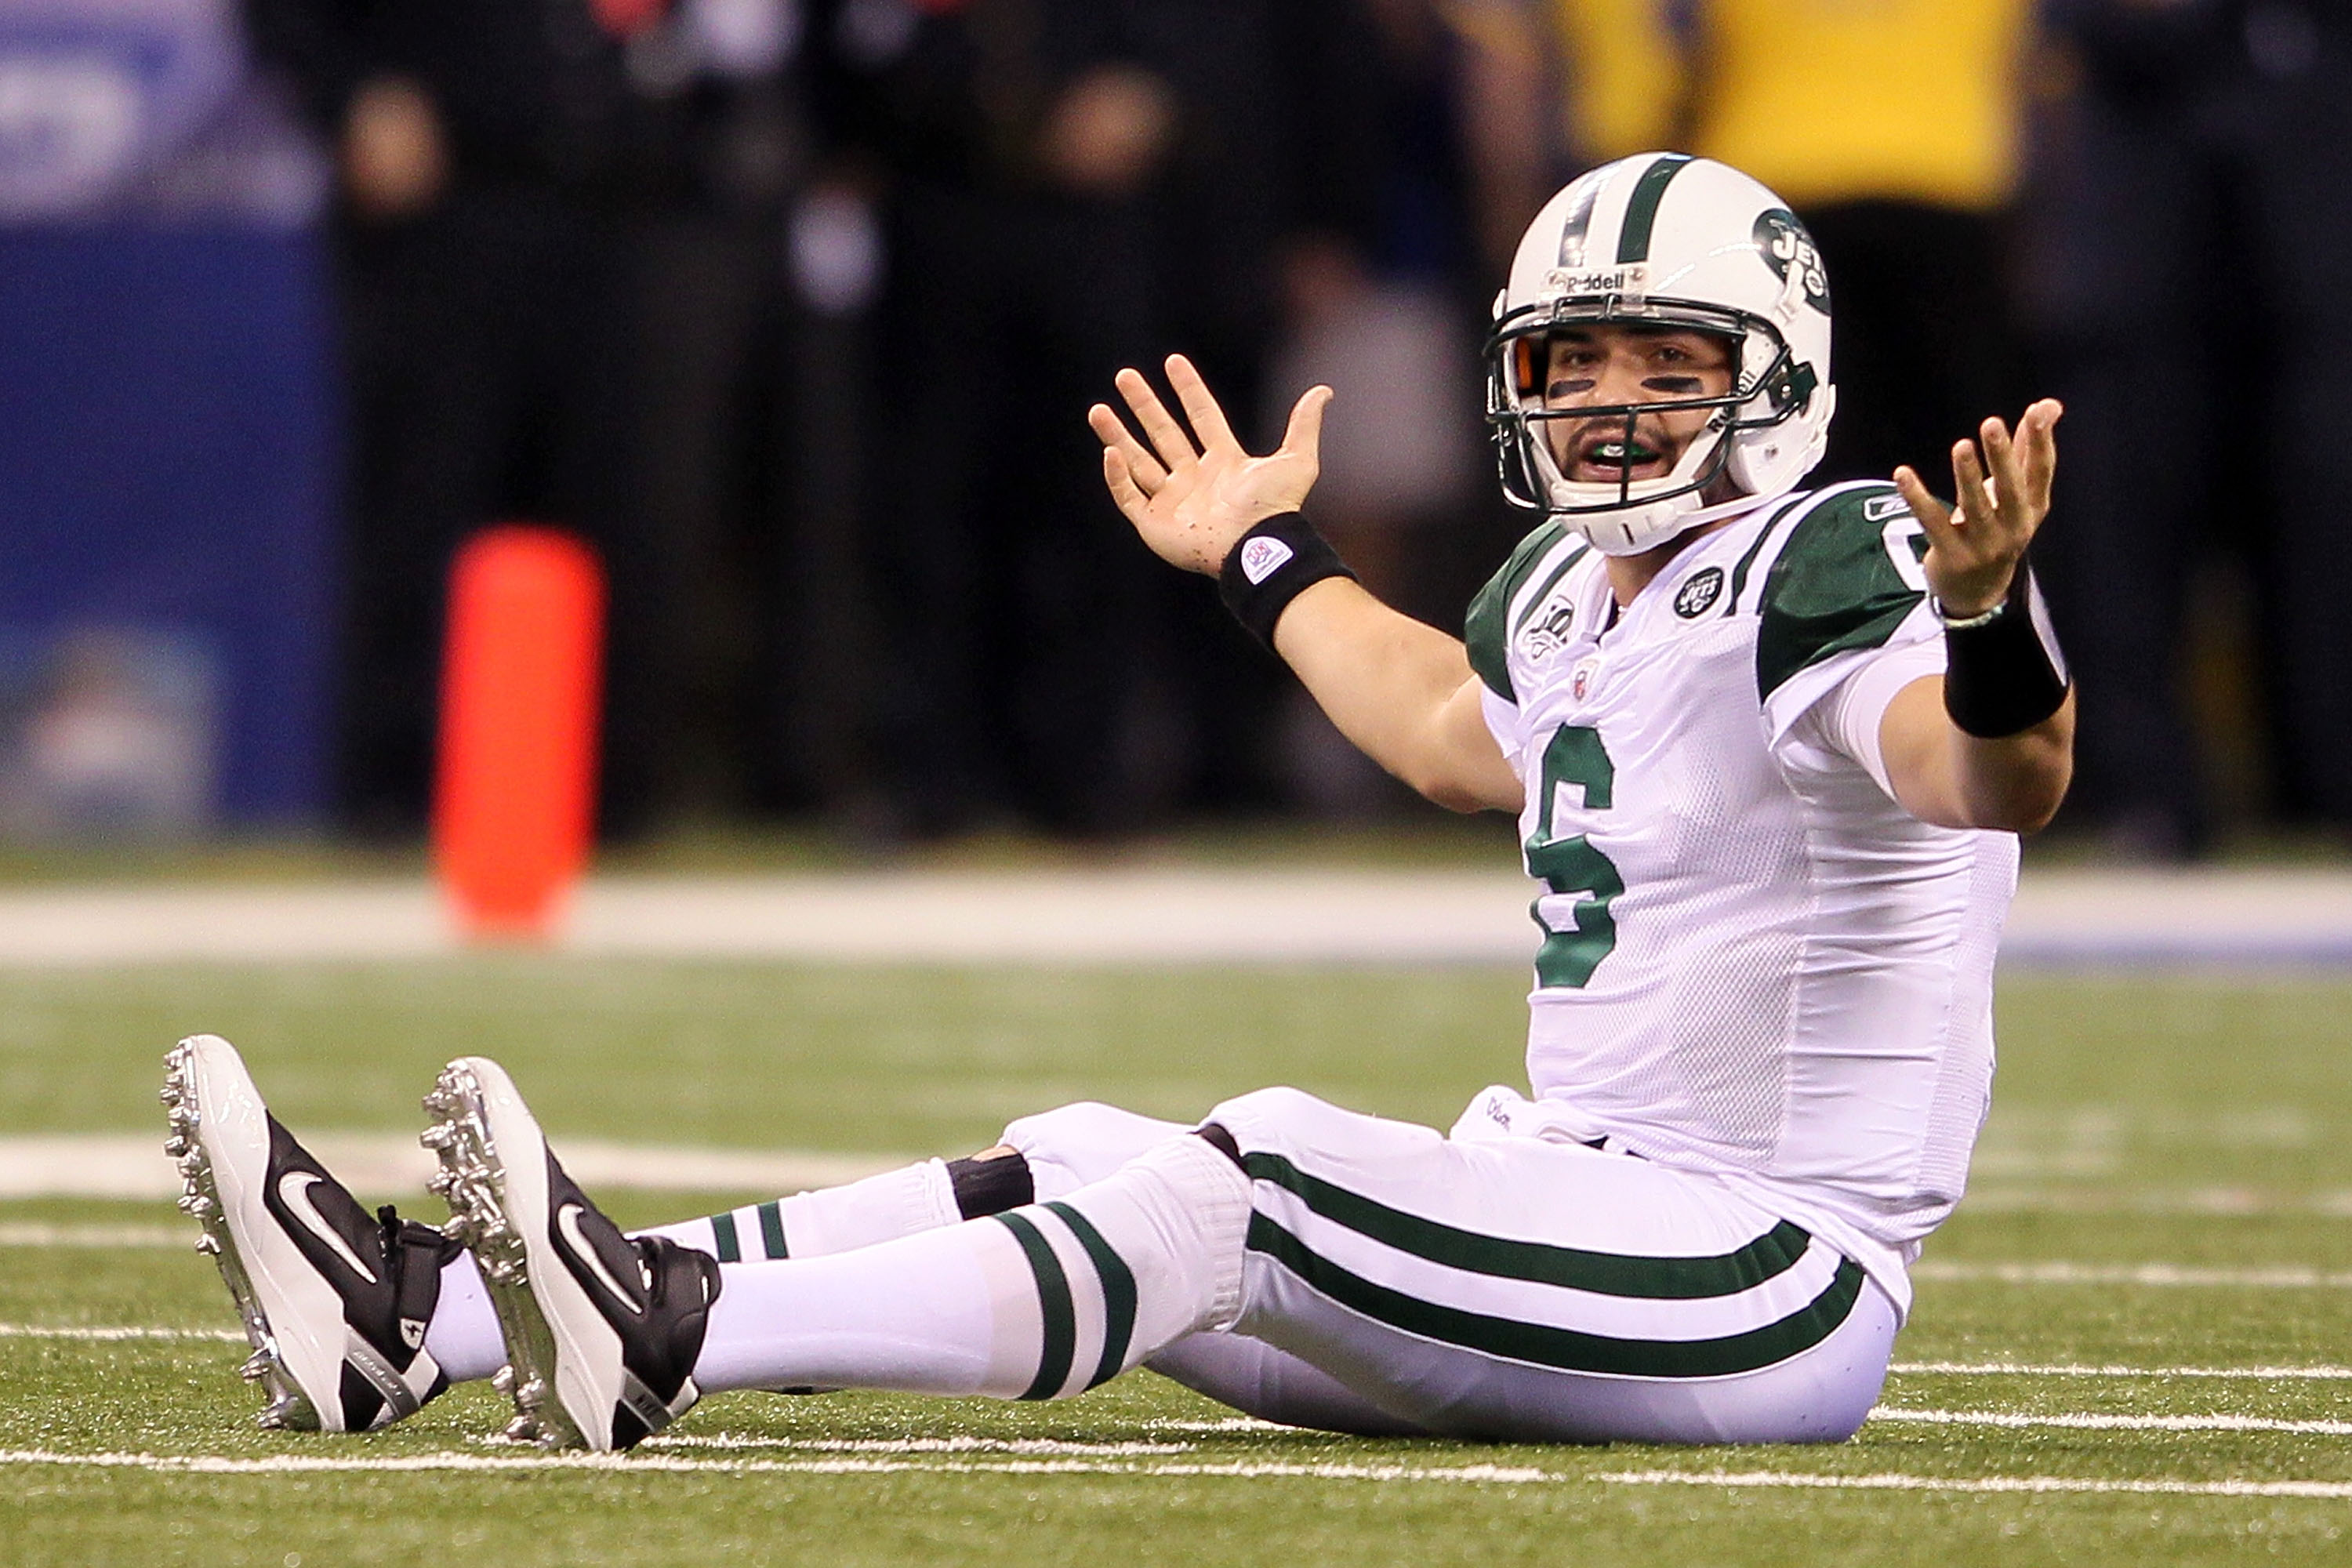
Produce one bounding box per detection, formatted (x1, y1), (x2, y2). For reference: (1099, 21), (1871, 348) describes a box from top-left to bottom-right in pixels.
(1544, 264), (1651, 301)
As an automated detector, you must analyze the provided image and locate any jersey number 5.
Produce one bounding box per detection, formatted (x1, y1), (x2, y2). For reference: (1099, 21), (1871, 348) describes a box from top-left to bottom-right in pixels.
(1524, 724), (1622, 989)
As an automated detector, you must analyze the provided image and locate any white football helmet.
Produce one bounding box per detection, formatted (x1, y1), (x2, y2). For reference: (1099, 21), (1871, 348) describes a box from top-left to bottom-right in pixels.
(1486, 153), (1837, 554)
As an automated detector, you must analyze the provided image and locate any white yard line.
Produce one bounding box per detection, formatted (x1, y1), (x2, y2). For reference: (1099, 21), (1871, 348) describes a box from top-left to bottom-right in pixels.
(1915, 1261), (2352, 1289)
(0, 1448), (1552, 1483)
(0, 866), (2343, 967)
(0, 1134), (906, 1202)
(0, 1447), (2346, 1500)
(0, 1323), (244, 1341)
(1595, 1469), (2352, 1500)
(0, 1223), (189, 1247)
(642, 1435), (1195, 1456)
(1893, 1362), (2352, 1381)
(1874, 1408), (2352, 1437)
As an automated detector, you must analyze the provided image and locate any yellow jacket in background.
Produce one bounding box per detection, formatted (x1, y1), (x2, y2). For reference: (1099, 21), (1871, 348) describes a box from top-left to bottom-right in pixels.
(1549, 0), (2030, 211)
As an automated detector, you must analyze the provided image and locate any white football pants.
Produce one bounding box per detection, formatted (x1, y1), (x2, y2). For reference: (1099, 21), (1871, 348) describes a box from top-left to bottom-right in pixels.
(1002, 1091), (1897, 1444)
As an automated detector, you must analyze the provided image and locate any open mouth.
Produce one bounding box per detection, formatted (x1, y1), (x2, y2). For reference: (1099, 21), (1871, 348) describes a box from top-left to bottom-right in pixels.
(1570, 431), (1671, 484)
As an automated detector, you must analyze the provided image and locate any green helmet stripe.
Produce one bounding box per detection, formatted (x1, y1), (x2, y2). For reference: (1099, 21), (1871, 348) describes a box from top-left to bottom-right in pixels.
(1615, 153), (1695, 264)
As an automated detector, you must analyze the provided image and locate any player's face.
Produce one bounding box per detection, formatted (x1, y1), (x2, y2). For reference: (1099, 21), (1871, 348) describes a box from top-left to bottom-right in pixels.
(1540, 325), (1737, 485)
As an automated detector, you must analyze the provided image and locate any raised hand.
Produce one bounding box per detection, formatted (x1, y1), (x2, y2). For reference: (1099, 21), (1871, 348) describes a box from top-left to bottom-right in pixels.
(1893, 399), (2063, 619)
(1088, 354), (1332, 575)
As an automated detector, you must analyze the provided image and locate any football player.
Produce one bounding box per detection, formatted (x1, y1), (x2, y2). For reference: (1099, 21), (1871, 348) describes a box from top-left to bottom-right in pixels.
(167, 153), (2072, 1450)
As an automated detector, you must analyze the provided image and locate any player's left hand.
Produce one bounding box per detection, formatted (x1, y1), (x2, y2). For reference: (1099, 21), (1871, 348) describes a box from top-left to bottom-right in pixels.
(1893, 398), (2063, 619)
(1089, 354), (1331, 576)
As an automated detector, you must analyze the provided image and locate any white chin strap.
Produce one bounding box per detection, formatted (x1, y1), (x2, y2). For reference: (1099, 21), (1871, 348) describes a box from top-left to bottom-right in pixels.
(1546, 430), (1733, 556)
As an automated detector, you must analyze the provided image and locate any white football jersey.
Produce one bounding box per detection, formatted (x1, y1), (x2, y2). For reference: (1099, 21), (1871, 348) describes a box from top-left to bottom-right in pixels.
(1465, 479), (2016, 1316)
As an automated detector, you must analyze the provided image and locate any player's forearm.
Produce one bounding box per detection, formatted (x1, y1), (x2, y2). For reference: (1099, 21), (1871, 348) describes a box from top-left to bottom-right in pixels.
(1886, 680), (2074, 833)
(1270, 578), (1502, 811)
(1949, 691), (2075, 833)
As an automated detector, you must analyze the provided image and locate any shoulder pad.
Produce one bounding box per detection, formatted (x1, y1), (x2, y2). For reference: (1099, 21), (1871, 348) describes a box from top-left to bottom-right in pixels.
(1465, 519), (1573, 704)
(1755, 481), (1927, 701)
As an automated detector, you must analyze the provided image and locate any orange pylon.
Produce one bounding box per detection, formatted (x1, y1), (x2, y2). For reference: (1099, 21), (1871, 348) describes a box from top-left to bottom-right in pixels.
(432, 525), (604, 940)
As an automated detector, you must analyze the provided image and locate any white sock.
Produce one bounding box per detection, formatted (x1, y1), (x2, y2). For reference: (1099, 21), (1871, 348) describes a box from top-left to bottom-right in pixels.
(421, 1250), (506, 1383)
(418, 1160), (966, 1385)
(639, 1160), (960, 1262)
(694, 1134), (1252, 1398)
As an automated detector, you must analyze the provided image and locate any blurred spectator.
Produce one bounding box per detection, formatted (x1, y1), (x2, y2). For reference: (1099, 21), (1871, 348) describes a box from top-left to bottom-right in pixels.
(244, 0), (843, 839)
(2026, 0), (2352, 851)
(1544, 0), (2033, 485)
(1257, 0), (1555, 815)
(840, 0), (1375, 837)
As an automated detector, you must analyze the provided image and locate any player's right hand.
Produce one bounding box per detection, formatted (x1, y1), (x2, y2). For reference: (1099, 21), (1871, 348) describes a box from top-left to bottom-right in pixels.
(1089, 355), (1331, 576)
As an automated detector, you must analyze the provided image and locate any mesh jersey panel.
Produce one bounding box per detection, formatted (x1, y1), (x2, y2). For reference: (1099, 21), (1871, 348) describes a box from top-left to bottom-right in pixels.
(1471, 484), (2009, 1299)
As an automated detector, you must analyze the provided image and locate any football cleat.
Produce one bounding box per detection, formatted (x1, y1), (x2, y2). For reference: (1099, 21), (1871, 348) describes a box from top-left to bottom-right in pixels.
(161, 1034), (460, 1432)
(422, 1056), (721, 1452)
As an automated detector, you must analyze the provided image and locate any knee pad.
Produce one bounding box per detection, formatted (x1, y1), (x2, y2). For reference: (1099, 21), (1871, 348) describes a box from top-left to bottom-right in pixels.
(1000, 1102), (1191, 1200)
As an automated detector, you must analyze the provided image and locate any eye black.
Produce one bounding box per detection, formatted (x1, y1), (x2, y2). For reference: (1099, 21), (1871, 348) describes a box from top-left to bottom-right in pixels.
(1642, 376), (1701, 394)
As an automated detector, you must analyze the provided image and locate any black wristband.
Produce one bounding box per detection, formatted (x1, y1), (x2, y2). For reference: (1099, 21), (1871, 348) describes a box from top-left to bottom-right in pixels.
(1218, 513), (1356, 649)
(1940, 564), (2071, 739)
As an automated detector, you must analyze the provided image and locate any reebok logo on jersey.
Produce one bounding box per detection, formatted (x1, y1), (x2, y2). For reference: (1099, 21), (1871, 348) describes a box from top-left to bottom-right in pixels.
(1239, 536), (1294, 585)
(1864, 494), (1913, 523)
(1674, 566), (1725, 619)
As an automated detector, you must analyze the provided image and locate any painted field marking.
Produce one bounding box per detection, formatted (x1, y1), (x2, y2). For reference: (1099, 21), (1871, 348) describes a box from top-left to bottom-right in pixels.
(2, 1448), (2350, 1500)
(0, 1223), (190, 1248)
(0, 1323), (245, 1342)
(1893, 1362), (2352, 1381)
(641, 1435), (1196, 1457)
(1916, 1261), (2352, 1289)
(0, 1448), (1551, 1484)
(1596, 1469), (2352, 1500)
(1874, 1408), (2352, 1437)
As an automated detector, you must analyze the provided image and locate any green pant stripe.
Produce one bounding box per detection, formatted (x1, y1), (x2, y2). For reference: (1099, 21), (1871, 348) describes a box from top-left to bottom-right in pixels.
(708, 1210), (742, 1264)
(756, 1200), (788, 1260)
(1247, 1213), (1864, 1378)
(1043, 1202), (1138, 1391)
(995, 1212), (1076, 1400)
(1615, 152), (1694, 264)
(1241, 1152), (1809, 1298)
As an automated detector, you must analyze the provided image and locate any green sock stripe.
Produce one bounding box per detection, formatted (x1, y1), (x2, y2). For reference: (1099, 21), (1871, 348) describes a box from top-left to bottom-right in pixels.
(708, 1210), (742, 1264)
(1043, 1202), (1138, 1391)
(756, 1200), (788, 1260)
(1241, 1151), (1809, 1298)
(1247, 1212), (1864, 1378)
(994, 1211), (1076, 1400)
(1615, 152), (1693, 264)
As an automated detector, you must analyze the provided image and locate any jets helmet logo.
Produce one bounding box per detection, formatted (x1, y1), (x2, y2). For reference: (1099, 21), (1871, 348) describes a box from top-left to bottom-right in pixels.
(1753, 210), (1830, 315)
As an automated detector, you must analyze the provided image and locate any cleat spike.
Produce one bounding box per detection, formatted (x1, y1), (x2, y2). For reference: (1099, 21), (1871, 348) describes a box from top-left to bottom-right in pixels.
(164, 1134), (190, 1158)
(193, 1234), (220, 1255)
(240, 1350), (273, 1382)
(492, 1364), (515, 1396)
(503, 1415), (540, 1443)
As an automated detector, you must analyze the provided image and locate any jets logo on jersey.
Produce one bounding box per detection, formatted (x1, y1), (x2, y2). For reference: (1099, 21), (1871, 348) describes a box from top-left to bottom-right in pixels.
(1674, 566), (1725, 619)
(1238, 536), (1294, 585)
(1753, 209), (1830, 316)
(1520, 593), (1577, 662)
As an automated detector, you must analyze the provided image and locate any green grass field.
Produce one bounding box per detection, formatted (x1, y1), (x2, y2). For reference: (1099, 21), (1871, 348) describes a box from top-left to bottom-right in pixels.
(6, 960), (2352, 1565)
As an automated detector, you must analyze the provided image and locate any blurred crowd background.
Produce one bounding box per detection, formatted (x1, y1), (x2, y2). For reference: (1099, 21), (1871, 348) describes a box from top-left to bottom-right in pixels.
(0, 0), (2347, 858)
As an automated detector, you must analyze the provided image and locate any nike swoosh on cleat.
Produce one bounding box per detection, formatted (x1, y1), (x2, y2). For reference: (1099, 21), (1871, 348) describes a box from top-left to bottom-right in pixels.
(557, 1204), (644, 1316)
(278, 1172), (379, 1285)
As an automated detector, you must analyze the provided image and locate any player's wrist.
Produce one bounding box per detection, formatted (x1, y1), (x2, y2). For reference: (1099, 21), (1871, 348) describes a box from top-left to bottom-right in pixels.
(1940, 562), (2070, 738)
(1218, 512), (1357, 650)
